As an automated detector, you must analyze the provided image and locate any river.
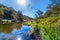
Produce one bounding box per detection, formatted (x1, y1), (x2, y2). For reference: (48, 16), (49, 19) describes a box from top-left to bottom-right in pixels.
(0, 23), (32, 40)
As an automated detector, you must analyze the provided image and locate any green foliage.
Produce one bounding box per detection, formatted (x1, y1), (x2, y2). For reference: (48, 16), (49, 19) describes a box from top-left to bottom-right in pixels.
(24, 2), (60, 39)
(0, 4), (23, 21)
(24, 13), (60, 40)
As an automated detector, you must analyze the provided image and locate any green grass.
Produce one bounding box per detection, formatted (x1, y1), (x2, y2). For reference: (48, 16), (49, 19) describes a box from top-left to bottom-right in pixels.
(24, 15), (60, 40)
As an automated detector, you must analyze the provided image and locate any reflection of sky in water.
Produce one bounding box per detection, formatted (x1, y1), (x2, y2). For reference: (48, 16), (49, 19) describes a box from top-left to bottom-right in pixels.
(0, 25), (32, 40)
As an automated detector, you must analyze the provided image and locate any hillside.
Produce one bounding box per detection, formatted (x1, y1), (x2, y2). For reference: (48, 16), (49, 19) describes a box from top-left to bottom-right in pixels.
(24, 3), (60, 40)
(0, 4), (33, 23)
(23, 15), (34, 21)
(0, 4), (18, 20)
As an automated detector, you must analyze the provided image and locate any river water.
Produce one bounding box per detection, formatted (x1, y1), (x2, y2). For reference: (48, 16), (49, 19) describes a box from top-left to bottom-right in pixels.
(0, 23), (32, 40)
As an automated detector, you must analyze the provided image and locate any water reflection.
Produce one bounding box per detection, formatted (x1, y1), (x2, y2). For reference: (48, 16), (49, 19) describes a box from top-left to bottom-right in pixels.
(0, 23), (22, 33)
(0, 23), (32, 40)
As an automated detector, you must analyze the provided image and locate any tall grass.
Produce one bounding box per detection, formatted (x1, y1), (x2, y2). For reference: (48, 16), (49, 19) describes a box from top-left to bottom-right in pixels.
(24, 16), (60, 40)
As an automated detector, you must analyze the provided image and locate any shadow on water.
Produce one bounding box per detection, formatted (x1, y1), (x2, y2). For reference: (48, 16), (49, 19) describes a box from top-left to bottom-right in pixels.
(0, 23), (22, 33)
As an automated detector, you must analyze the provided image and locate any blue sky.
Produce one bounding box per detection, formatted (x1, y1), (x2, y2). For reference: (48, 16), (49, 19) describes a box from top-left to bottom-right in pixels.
(0, 0), (51, 18)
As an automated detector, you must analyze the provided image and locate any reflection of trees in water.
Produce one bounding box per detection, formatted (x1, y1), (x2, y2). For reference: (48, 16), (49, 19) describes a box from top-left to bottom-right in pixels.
(0, 23), (22, 33)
